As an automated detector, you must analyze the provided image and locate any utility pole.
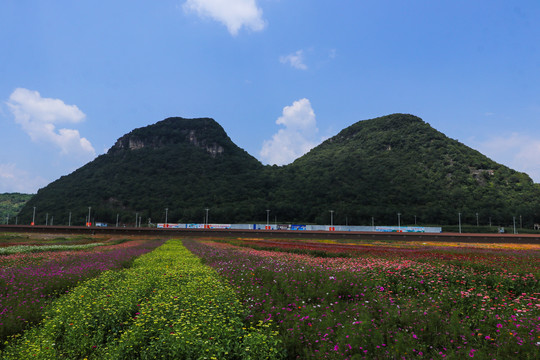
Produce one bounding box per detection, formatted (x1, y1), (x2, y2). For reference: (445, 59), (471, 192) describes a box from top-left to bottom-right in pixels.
(32, 207), (36, 225)
(458, 212), (462, 234)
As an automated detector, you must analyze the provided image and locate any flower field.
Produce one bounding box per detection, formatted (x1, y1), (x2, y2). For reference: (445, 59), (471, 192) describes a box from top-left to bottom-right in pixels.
(1, 234), (538, 359)
(1, 239), (281, 359)
(183, 238), (539, 359)
(0, 236), (164, 343)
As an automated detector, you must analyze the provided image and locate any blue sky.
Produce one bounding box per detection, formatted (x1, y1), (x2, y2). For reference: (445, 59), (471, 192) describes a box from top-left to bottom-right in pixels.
(1, 0), (540, 193)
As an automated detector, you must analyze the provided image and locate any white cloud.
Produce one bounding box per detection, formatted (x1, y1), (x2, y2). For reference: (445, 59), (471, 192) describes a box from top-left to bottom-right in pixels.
(329, 49), (337, 59)
(473, 133), (540, 183)
(260, 98), (321, 165)
(0, 163), (48, 193)
(6, 88), (95, 158)
(279, 50), (307, 70)
(183, 0), (266, 36)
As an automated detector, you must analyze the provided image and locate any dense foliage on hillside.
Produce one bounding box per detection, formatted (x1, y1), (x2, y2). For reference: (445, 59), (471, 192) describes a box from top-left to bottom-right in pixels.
(0, 193), (33, 224)
(18, 118), (268, 226)
(273, 114), (540, 226)
(16, 115), (540, 228)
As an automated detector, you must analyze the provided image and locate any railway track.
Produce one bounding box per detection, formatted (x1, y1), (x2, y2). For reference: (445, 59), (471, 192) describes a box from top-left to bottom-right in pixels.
(1, 224), (540, 244)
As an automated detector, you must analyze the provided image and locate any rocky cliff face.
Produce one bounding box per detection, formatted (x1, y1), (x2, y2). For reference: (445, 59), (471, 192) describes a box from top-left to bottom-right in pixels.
(186, 130), (224, 158)
(108, 117), (226, 158)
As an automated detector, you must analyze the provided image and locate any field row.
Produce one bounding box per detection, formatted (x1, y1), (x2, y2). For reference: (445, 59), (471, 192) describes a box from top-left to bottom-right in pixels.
(0, 243), (104, 255)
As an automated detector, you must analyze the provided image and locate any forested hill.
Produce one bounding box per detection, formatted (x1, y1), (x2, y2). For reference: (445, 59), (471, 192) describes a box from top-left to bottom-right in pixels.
(16, 114), (540, 227)
(273, 114), (540, 225)
(0, 193), (33, 224)
(17, 117), (268, 226)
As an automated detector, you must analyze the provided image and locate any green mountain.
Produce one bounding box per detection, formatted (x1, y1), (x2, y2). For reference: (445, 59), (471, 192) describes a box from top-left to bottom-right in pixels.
(270, 114), (540, 225)
(0, 193), (33, 224)
(16, 114), (540, 227)
(17, 117), (268, 226)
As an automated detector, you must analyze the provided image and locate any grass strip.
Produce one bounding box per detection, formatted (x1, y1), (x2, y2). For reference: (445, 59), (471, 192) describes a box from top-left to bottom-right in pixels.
(0, 243), (105, 255)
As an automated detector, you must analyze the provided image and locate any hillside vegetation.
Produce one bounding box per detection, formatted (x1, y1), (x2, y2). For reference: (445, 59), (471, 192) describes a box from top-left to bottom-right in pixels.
(0, 193), (33, 224)
(273, 114), (540, 225)
(16, 114), (540, 228)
